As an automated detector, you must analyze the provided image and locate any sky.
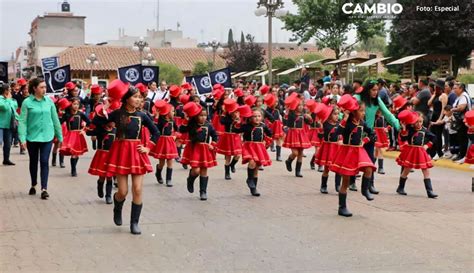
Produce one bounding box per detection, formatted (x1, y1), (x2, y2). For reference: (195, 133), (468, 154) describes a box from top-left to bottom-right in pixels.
(0, 0), (357, 60)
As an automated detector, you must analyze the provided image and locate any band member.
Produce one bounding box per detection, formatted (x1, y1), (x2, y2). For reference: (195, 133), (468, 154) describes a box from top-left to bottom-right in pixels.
(306, 100), (322, 171)
(374, 110), (390, 174)
(211, 85), (226, 135)
(264, 94), (284, 161)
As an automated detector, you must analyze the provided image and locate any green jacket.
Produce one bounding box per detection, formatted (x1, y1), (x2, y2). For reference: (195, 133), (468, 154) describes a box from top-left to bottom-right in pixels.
(353, 94), (400, 131)
(0, 95), (19, 129)
(18, 95), (63, 143)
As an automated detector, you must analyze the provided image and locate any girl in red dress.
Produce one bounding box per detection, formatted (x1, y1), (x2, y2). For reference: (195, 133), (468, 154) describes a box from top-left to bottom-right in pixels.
(264, 94), (284, 161)
(179, 102), (218, 201)
(87, 104), (116, 204)
(283, 94), (312, 177)
(211, 85), (226, 135)
(52, 98), (70, 168)
(395, 110), (438, 198)
(233, 109), (272, 196)
(306, 100), (322, 171)
(60, 97), (90, 177)
(330, 95), (377, 217)
(216, 99), (242, 180)
(150, 103), (178, 187)
(374, 110), (390, 174)
(107, 84), (160, 235)
(464, 110), (474, 192)
(314, 104), (342, 194)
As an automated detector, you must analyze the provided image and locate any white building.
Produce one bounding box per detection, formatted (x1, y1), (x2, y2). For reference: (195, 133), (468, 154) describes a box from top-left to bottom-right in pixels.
(107, 28), (197, 48)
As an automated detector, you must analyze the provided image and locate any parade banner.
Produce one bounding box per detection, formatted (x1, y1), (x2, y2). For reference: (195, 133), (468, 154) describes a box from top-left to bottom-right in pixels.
(44, 64), (71, 93)
(41, 56), (60, 72)
(186, 73), (212, 95)
(118, 64), (142, 86)
(209, 67), (232, 88)
(0, 62), (8, 83)
(141, 65), (159, 86)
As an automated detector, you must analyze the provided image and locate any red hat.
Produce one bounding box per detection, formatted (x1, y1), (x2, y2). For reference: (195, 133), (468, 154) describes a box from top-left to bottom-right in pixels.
(212, 88), (225, 100)
(154, 99), (167, 109)
(94, 103), (111, 117)
(17, 78), (27, 86)
(355, 86), (364, 94)
(107, 79), (130, 101)
(464, 110), (474, 126)
(181, 82), (193, 91)
(316, 104), (334, 123)
(321, 96), (330, 105)
(65, 81), (76, 91)
(398, 110), (418, 125)
(213, 83), (223, 91)
(158, 103), (172, 116)
(135, 83), (147, 93)
(224, 98), (239, 113)
(48, 95), (58, 104)
(306, 100), (318, 113)
(169, 85), (182, 98)
(245, 95), (257, 107)
(392, 95), (408, 110)
(238, 105), (253, 118)
(180, 94), (190, 105)
(260, 85), (270, 95)
(109, 99), (121, 111)
(90, 84), (102, 95)
(285, 94), (301, 111)
(183, 102), (202, 118)
(233, 88), (244, 97)
(263, 94), (277, 107)
(337, 94), (359, 111)
(57, 98), (71, 110)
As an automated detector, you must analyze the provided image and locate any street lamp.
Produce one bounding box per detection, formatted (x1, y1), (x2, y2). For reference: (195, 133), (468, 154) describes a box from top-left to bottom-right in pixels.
(132, 36), (151, 64)
(345, 50), (357, 83)
(255, 0), (288, 86)
(204, 38), (224, 71)
(142, 53), (157, 66)
(85, 53), (99, 81)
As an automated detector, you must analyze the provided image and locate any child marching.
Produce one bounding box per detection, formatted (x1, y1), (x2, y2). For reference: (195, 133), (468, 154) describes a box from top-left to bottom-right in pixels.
(306, 100), (322, 171)
(264, 94), (284, 161)
(374, 110), (390, 174)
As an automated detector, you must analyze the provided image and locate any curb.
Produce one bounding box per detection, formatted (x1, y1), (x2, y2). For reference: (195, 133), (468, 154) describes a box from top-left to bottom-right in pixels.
(383, 151), (473, 173)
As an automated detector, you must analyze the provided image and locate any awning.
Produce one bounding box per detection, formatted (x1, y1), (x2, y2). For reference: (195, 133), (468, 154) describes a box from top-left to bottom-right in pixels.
(277, 67), (300, 76)
(325, 56), (368, 65)
(255, 69), (278, 77)
(356, 57), (391, 67)
(239, 70), (262, 77)
(386, 54), (427, 65)
(231, 71), (248, 78)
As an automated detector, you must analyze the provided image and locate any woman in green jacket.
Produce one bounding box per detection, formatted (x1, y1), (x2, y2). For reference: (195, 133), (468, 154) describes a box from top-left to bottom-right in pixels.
(18, 78), (63, 200)
(0, 83), (19, 165)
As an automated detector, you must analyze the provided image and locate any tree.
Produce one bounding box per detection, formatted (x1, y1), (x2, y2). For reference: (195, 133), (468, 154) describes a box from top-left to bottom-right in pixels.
(386, 0), (474, 77)
(157, 62), (184, 85)
(240, 31), (245, 45)
(272, 57), (296, 70)
(282, 0), (384, 59)
(355, 35), (386, 53)
(192, 61), (213, 75)
(227, 29), (234, 48)
(222, 34), (264, 72)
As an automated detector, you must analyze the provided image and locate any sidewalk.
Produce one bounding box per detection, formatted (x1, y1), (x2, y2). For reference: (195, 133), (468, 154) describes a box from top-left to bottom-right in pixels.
(384, 151), (473, 172)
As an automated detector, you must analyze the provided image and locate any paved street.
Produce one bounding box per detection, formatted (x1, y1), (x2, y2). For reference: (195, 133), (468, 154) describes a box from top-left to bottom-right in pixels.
(0, 146), (473, 272)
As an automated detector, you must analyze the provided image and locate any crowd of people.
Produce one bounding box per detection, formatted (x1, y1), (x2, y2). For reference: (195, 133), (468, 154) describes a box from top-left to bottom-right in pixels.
(0, 71), (472, 235)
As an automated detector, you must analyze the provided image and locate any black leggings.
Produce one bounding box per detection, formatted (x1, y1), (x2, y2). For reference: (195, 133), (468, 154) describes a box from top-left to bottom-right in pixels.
(429, 124), (444, 157)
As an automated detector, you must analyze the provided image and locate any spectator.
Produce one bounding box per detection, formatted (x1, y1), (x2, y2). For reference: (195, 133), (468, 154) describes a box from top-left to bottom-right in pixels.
(434, 105), (458, 158)
(342, 84), (354, 95)
(315, 79), (325, 99)
(428, 80), (448, 160)
(352, 79), (363, 94)
(408, 83), (419, 99)
(322, 70), (331, 83)
(300, 67), (310, 87)
(445, 80), (457, 106)
(325, 83), (341, 102)
(377, 78), (392, 107)
(0, 82), (19, 165)
(411, 78), (431, 126)
(147, 81), (169, 103)
(451, 82), (471, 163)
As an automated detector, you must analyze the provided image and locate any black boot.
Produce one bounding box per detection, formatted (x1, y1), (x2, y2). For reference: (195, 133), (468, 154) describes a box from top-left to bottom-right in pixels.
(130, 202), (143, 235)
(276, 146), (282, 161)
(97, 179), (104, 198)
(92, 139), (97, 150)
(320, 176), (328, 194)
(105, 179), (113, 204)
(246, 167), (256, 192)
(397, 177), (407, 195)
(59, 154), (65, 168)
(113, 193), (125, 226)
(295, 161), (303, 177)
(229, 158), (238, 173)
(270, 142), (276, 152)
(338, 193), (352, 217)
(335, 174), (341, 192)
(199, 176), (208, 201)
(285, 157), (294, 172)
(361, 176), (374, 201)
(187, 171), (198, 193)
(165, 168), (173, 187)
(349, 176), (358, 191)
(424, 179), (438, 198)
(155, 165), (164, 184)
(71, 158), (78, 177)
(310, 155), (315, 170)
(472, 177), (474, 193)
(369, 174), (379, 194)
(252, 177), (261, 197)
(377, 159), (385, 174)
(52, 153), (57, 167)
(224, 165), (231, 180)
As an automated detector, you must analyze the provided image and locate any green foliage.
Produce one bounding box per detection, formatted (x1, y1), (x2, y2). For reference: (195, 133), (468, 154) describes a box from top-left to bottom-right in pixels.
(295, 53), (326, 64)
(222, 34), (264, 72)
(282, 0), (384, 58)
(240, 31), (245, 45)
(227, 29), (234, 48)
(157, 62), (184, 85)
(458, 74), (474, 84)
(272, 57), (296, 70)
(192, 61), (213, 75)
(355, 35), (387, 53)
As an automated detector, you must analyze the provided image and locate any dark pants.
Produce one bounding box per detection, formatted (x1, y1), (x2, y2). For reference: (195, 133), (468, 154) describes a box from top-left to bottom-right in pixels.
(457, 124), (468, 158)
(429, 124), (444, 157)
(0, 128), (12, 162)
(27, 141), (53, 190)
(449, 133), (459, 154)
(364, 141), (376, 163)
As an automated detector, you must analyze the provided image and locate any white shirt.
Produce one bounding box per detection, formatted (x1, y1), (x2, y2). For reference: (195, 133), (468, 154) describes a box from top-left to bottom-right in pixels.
(147, 89), (169, 102)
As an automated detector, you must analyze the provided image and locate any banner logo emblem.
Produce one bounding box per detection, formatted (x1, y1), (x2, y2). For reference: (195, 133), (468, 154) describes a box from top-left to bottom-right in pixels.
(54, 69), (66, 82)
(125, 68), (140, 82)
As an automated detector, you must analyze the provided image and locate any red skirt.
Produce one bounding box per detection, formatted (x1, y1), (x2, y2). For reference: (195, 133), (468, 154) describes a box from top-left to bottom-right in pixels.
(174, 116), (184, 127)
(314, 141), (339, 167)
(283, 128), (311, 149)
(242, 142), (272, 166)
(149, 136), (178, 159)
(216, 132), (242, 155)
(88, 149), (113, 177)
(106, 140), (153, 175)
(330, 145), (376, 176)
(181, 142), (217, 168)
(141, 126), (151, 147)
(54, 123), (68, 144)
(308, 128), (322, 147)
(396, 145), (433, 169)
(212, 114), (225, 135)
(271, 120), (284, 139)
(375, 128), (389, 148)
(465, 145), (474, 164)
(59, 130), (88, 156)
